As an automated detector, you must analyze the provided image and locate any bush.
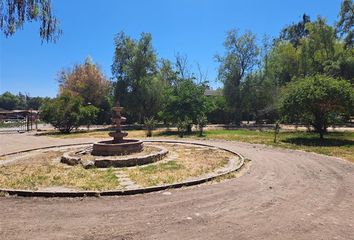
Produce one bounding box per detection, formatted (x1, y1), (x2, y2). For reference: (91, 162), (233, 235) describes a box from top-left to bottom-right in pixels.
(40, 92), (98, 133)
(197, 114), (208, 137)
(144, 117), (157, 137)
(176, 118), (192, 138)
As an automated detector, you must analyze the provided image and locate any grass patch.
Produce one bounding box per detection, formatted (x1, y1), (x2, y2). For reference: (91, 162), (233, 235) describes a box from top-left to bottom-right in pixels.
(158, 129), (354, 163)
(0, 152), (119, 191)
(126, 144), (232, 187)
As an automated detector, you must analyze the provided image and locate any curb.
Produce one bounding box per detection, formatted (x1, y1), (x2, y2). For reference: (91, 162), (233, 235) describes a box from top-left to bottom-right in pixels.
(0, 140), (245, 198)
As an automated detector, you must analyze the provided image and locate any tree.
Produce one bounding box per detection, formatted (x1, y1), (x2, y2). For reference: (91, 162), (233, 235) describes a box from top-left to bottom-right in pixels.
(79, 105), (99, 130)
(0, 92), (49, 110)
(58, 57), (111, 124)
(240, 73), (278, 123)
(58, 57), (110, 106)
(0, 91), (24, 110)
(281, 75), (354, 139)
(0, 0), (61, 42)
(336, 0), (354, 48)
(216, 29), (259, 124)
(40, 91), (98, 133)
(267, 42), (299, 85)
(161, 79), (211, 132)
(112, 32), (163, 123)
(278, 14), (311, 48)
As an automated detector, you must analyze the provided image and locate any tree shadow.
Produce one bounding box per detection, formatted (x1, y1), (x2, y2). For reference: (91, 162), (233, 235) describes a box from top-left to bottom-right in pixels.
(282, 137), (354, 147)
(155, 130), (197, 137)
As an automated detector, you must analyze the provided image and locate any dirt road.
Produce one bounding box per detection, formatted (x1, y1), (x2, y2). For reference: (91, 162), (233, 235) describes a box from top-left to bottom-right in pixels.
(0, 134), (353, 240)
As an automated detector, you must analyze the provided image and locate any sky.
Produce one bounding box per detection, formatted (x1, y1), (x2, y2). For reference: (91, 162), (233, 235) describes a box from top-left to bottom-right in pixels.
(0, 0), (343, 97)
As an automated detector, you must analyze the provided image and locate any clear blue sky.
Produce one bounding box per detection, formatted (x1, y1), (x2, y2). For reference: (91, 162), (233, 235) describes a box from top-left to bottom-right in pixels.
(0, 0), (342, 97)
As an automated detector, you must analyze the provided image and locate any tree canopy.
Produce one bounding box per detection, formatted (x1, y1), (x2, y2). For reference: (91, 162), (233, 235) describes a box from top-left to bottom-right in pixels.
(281, 75), (354, 139)
(40, 91), (98, 133)
(216, 29), (260, 124)
(0, 0), (61, 42)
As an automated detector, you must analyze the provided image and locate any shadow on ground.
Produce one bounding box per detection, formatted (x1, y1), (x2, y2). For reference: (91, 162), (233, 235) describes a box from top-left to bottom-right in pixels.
(282, 137), (354, 147)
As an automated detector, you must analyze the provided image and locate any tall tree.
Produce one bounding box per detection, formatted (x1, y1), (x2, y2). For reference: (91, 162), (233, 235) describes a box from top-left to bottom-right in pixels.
(112, 32), (163, 123)
(58, 57), (110, 107)
(58, 57), (112, 124)
(0, 0), (61, 42)
(216, 29), (259, 124)
(278, 14), (311, 48)
(336, 0), (354, 48)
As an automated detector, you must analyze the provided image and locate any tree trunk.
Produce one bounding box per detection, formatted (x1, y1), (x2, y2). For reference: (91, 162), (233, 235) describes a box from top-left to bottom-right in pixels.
(187, 124), (192, 134)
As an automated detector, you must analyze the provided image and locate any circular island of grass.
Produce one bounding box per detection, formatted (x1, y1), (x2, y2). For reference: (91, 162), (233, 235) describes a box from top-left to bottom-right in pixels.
(0, 140), (244, 197)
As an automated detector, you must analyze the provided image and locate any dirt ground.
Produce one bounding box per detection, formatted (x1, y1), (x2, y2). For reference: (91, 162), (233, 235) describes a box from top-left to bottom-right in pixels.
(0, 133), (353, 240)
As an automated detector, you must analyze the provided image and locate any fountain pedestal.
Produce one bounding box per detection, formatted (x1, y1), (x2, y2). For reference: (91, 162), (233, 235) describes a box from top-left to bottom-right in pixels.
(92, 102), (143, 156)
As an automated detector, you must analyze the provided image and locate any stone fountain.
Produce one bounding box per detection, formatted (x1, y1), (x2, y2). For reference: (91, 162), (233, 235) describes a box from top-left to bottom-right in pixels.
(61, 102), (168, 168)
(92, 102), (143, 156)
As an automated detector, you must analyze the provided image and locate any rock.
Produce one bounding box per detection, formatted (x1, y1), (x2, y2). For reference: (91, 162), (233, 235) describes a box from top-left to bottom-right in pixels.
(82, 160), (95, 169)
(60, 153), (81, 166)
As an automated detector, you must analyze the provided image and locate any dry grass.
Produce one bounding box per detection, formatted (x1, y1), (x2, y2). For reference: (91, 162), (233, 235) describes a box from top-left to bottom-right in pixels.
(126, 144), (233, 187)
(0, 151), (119, 191)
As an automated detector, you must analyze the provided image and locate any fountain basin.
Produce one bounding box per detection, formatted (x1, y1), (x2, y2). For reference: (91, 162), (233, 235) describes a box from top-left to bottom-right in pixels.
(92, 139), (143, 156)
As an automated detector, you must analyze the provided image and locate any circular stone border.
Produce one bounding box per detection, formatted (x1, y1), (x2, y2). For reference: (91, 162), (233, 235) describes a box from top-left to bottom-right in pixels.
(61, 145), (169, 168)
(0, 140), (245, 197)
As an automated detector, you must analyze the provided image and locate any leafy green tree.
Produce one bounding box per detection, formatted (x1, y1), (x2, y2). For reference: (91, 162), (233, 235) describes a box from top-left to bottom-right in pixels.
(207, 94), (231, 124)
(0, 92), (24, 110)
(240, 73), (278, 123)
(27, 96), (49, 110)
(161, 79), (211, 132)
(216, 29), (260, 125)
(336, 0), (354, 48)
(0, 92), (49, 110)
(281, 75), (354, 139)
(58, 57), (111, 124)
(0, 0), (61, 42)
(112, 32), (164, 123)
(80, 105), (99, 130)
(267, 42), (299, 85)
(299, 17), (337, 76)
(278, 14), (311, 48)
(40, 91), (98, 133)
(196, 114), (208, 137)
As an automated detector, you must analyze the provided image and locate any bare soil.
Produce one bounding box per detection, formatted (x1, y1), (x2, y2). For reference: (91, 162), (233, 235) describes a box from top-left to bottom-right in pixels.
(0, 134), (354, 240)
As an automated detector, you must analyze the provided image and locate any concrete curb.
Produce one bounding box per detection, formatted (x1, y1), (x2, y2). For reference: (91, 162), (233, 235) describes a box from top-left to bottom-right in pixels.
(0, 140), (245, 198)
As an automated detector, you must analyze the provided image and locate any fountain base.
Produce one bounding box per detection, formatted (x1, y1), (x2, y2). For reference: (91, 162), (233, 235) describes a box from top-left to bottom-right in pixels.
(92, 139), (143, 156)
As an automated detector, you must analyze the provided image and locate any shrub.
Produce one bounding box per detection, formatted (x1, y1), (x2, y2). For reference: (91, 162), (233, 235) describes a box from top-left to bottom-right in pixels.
(144, 117), (157, 137)
(40, 91), (98, 133)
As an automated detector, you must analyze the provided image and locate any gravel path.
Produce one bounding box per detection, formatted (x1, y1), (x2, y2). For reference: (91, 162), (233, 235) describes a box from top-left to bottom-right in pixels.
(0, 134), (353, 240)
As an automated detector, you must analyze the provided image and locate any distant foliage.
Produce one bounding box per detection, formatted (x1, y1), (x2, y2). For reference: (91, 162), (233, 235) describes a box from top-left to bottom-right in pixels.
(0, 91), (48, 110)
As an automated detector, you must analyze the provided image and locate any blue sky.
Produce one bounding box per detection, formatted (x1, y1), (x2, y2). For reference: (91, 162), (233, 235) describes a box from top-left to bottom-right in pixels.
(1, 0), (342, 97)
